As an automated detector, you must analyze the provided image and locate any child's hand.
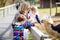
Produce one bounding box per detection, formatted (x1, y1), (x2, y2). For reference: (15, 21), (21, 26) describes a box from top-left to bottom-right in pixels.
(39, 20), (44, 25)
(41, 20), (44, 23)
(28, 19), (32, 22)
(39, 22), (41, 25)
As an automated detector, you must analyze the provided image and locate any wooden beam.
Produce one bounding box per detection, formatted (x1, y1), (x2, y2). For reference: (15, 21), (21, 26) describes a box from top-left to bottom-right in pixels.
(40, 0), (43, 8)
(55, 2), (60, 16)
(50, 0), (52, 16)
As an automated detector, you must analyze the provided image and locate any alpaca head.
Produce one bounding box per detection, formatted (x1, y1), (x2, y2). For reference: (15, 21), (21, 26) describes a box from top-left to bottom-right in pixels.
(41, 16), (53, 24)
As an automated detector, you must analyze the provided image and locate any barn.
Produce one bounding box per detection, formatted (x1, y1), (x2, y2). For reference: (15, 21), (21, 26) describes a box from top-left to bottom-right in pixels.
(40, 0), (60, 8)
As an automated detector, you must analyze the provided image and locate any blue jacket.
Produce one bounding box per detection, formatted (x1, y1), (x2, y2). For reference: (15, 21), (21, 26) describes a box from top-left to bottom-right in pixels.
(13, 25), (24, 31)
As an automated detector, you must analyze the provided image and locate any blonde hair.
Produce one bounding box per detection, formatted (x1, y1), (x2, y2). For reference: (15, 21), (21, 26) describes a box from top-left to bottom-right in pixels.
(30, 6), (38, 13)
(18, 2), (30, 14)
(31, 7), (36, 12)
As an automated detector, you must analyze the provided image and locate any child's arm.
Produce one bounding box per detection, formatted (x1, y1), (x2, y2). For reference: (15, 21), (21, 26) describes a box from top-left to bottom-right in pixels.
(35, 11), (41, 24)
(24, 21), (35, 29)
(35, 15), (41, 24)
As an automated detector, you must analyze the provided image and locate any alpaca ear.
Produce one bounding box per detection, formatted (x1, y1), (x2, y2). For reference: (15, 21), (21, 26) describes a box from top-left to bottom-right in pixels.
(48, 18), (53, 24)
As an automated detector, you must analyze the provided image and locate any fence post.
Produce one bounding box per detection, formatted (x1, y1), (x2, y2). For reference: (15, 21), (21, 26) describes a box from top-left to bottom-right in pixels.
(3, 9), (5, 17)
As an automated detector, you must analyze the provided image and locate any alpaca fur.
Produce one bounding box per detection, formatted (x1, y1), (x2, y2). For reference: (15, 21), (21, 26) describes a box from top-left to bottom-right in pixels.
(41, 16), (60, 39)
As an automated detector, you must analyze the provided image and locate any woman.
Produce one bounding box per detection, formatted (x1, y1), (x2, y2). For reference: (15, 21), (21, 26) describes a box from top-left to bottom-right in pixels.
(14, 2), (30, 22)
(13, 2), (30, 40)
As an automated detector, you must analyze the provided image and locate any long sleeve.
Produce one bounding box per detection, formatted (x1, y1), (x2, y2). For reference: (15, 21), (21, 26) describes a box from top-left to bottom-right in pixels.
(35, 15), (41, 23)
(35, 11), (41, 23)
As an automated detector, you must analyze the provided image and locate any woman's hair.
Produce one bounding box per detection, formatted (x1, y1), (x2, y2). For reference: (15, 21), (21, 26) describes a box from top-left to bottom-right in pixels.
(17, 15), (26, 22)
(18, 2), (30, 14)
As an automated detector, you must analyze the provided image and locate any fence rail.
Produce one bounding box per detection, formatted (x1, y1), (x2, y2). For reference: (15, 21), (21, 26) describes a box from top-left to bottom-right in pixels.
(0, 4), (16, 17)
(31, 27), (50, 40)
(56, 2), (60, 4)
(0, 4), (16, 40)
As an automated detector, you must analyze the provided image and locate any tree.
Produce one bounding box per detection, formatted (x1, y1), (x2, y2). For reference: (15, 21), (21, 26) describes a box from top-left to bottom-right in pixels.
(5, 0), (15, 6)
(0, 0), (7, 7)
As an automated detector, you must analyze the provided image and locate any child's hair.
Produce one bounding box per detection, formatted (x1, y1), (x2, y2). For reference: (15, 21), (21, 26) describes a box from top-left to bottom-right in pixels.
(31, 7), (36, 12)
(18, 2), (30, 14)
(17, 15), (26, 22)
(30, 6), (38, 12)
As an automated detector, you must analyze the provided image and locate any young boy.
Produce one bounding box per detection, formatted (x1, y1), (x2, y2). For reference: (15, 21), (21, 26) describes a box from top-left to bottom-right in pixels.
(12, 14), (34, 40)
(12, 15), (26, 40)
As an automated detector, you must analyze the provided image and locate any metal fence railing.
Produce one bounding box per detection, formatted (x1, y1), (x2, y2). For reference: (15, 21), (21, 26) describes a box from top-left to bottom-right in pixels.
(0, 4), (16, 18)
(0, 4), (16, 40)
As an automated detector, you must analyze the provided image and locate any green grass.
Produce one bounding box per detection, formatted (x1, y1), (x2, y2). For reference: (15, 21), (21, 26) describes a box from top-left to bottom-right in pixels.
(28, 33), (34, 40)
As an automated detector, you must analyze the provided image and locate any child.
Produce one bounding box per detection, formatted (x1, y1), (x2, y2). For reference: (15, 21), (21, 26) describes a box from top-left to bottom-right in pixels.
(12, 15), (34, 40)
(12, 15), (26, 40)
(27, 6), (41, 24)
